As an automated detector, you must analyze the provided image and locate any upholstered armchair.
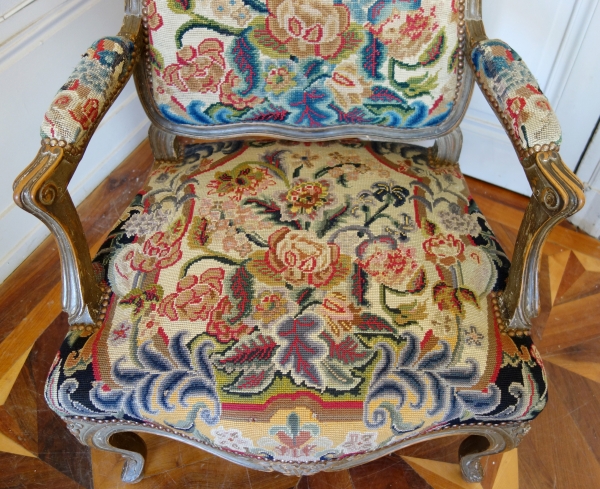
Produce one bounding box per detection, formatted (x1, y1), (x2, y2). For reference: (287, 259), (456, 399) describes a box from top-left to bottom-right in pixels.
(13, 0), (584, 484)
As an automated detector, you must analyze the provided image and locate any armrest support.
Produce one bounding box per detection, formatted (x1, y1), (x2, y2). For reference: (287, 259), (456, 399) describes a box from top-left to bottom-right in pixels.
(500, 151), (584, 330)
(13, 16), (141, 325)
(465, 18), (585, 331)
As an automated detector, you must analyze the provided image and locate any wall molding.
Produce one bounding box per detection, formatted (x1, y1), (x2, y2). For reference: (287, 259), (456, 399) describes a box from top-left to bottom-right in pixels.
(0, 0), (102, 75)
(544, 0), (600, 106)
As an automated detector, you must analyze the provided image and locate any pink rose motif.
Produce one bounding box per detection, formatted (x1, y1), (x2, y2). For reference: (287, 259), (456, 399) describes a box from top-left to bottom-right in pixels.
(163, 39), (226, 93)
(265, 0), (350, 59)
(157, 268), (225, 322)
(423, 233), (465, 266)
(144, 0), (163, 33)
(356, 237), (418, 289)
(129, 231), (182, 273)
(264, 228), (342, 287)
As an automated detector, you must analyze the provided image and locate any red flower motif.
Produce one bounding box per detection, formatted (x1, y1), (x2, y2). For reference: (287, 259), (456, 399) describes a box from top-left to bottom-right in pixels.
(219, 70), (264, 110)
(157, 268), (225, 322)
(423, 233), (465, 266)
(357, 240), (418, 289)
(206, 297), (253, 343)
(163, 39), (226, 93)
(129, 231), (182, 272)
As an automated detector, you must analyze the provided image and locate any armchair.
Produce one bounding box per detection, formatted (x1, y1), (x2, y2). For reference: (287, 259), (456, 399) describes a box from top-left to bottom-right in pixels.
(13, 0), (584, 484)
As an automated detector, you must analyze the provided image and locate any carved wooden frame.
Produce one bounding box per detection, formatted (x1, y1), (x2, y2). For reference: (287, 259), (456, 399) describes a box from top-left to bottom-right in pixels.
(65, 415), (530, 483)
(11, 0), (585, 484)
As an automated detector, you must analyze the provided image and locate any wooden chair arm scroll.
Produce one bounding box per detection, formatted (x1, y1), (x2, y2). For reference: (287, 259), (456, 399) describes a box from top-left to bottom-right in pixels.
(465, 3), (585, 331)
(12, 10), (142, 326)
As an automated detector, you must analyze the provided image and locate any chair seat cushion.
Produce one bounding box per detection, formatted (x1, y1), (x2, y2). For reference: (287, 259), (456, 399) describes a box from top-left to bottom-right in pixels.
(46, 139), (547, 464)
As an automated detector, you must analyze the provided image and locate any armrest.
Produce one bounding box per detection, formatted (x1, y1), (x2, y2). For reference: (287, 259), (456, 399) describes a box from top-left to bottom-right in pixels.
(40, 36), (136, 150)
(470, 39), (562, 158)
(465, 20), (585, 332)
(13, 17), (141, 326)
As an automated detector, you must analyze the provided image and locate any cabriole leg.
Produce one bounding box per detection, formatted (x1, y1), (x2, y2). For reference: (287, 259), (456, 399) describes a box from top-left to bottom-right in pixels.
(458, 423), (530, 483)
(94, 431), (147, 483)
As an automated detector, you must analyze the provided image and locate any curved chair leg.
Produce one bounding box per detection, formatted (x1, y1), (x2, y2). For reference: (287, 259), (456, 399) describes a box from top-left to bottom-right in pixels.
(65, 417), (530, 482)
(96, 431), (148, 483)
(459, 422), (530, 483)
(66, 419), (147, 483)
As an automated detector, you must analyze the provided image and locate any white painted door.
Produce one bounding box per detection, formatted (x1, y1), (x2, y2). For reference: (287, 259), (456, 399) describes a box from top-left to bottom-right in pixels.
(460, 0), (600, 197)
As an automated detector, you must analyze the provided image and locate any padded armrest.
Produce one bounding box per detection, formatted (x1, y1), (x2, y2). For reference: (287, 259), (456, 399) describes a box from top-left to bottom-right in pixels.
(40, 36), (135, 150)
(471, 39), (562, 156)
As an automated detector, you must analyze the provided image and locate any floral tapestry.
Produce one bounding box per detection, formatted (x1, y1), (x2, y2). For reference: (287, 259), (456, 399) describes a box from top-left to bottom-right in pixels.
(145, 0), (465, 128)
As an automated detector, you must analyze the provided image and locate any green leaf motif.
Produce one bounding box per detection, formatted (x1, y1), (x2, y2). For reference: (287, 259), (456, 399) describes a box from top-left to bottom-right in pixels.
(326, 24), (365, 64)
(149, 45), (164, 70)
(448, 43), (459, 73)
(418, 28), (446, 66)
(225, 365), (277, 393)
(364, 103), (415, 121)
(393, 28), (447, 71)
(205, 102), (251, 121)
(168, 0), (196, 13)
(320, 359), (361, 389)
(175, 15), (243, 49)
(389, 70), (439, 99)
(249, 19), (289, 58)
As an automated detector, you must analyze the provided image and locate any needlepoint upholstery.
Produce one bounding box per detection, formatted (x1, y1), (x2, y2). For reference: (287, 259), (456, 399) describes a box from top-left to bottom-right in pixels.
(146, 0), (465, 128)
(45, 140), (547, 464)
(471, 39), (562, 151)
(40, 37), (135, 147)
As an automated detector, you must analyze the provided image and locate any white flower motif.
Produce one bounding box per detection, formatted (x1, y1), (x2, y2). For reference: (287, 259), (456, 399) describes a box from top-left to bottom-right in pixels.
(337, 431), (378, 454)
(211, 427), (254, 453)
(123, 209), (172, 238)
(437, 209), (481, 236)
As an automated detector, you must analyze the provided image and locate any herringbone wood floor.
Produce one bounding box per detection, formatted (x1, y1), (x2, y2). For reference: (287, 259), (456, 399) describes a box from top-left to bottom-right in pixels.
(1, 141), (599, 489)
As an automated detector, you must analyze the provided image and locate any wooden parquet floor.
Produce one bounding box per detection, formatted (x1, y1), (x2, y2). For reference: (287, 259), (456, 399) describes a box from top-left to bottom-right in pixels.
(1, 140), (599, 489)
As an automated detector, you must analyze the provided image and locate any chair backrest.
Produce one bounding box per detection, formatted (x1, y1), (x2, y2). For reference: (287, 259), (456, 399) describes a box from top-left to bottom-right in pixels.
(138, 0), (472, 141)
